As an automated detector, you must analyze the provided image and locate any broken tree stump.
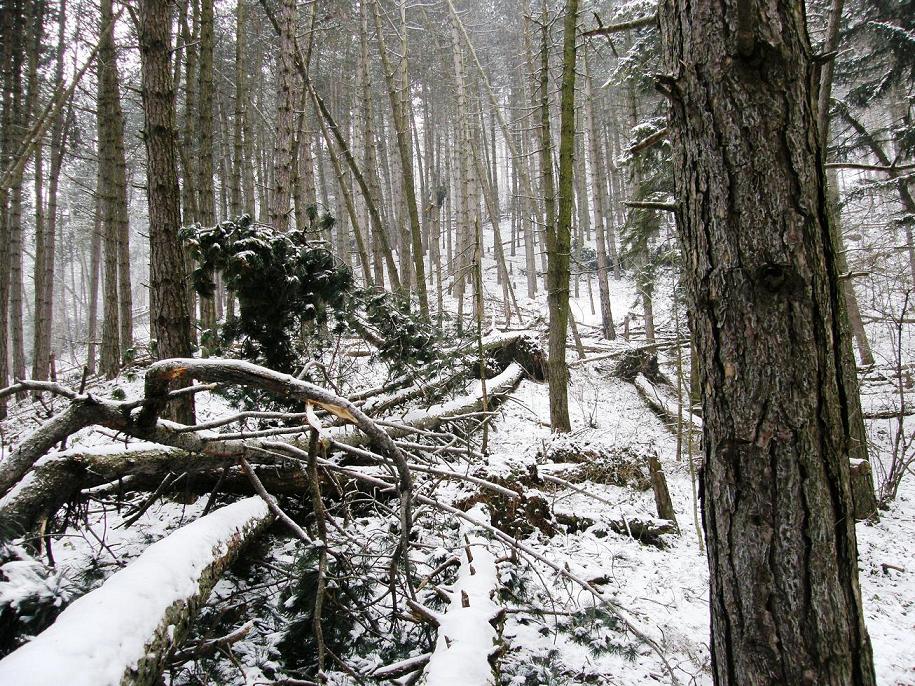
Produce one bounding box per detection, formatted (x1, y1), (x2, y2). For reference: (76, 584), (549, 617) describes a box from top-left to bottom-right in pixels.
(849, 458), (879, 522)
(648, 456), (679, 533)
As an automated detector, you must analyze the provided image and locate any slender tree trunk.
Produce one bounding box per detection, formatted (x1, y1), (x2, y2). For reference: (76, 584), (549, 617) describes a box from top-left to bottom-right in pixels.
(99, 147), (120, 378)
(816, 0), (873, 375)
(7, 2), (29, 387)
(98, 0), (132, 374)
(178, 0), (200, 329)
(659, 0), (876, 682)
(372, 0), (428, 315)
(544, 0), (577, 433)
(583, 52), (616, 340)
(33, 0), (67, 382)
(827, 172), (874, 367)
(86, 200), (102, 376)
(0, 1), (14, 416)
(196, 0), (217, 330)
(449, 13), (474, 330)
(269, 0), (296, 232)
(231, 0), (245, 218)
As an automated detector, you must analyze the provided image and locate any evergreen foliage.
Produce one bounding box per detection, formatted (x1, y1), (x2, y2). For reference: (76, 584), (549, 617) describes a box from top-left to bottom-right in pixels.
(179, 213), (353, 373)
(180, 213), (447, 380)
(621, 117), (677, 299)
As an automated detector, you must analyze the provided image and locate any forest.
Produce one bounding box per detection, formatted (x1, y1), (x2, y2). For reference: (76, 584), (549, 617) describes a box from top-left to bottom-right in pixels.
(0, 0), (913, 684)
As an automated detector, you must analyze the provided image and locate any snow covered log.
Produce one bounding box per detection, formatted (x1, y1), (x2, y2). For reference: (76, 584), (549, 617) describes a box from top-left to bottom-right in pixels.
(633, 373), (703, 434)
(0, 443), (300, 534)
(0, 393), (210, 502)
(554, 510), (678, 548)
(0, 497), (273, 686)
(388, 363), (525, 436)
(420, 506), (504, 686)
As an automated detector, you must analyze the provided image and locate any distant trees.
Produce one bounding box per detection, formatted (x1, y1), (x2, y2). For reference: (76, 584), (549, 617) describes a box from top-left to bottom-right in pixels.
(0, 0), (907, 461)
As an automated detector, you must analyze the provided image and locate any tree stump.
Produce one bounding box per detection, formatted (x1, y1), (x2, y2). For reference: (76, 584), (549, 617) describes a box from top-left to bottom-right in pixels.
(849, 459), (879, 522)
(648, 456), (679, 533)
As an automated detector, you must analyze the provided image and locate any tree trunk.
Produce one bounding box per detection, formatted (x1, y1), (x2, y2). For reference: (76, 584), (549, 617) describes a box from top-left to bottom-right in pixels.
(269, 0), (296, 232)
(372, 0), (428, 315)
(658, 0), (876, 683)
(86, 200), (102, 376)
(7, 3), (28, 388)
(33, 0), (67, 382)
(543, 0), (576, 433)
(230, 0), (245, 218)
(98, 0), (131, 377)
(583, 51), (616, 340)
(197, 0), (217, 330)
(0, 2), (12, 418)
(138, 0), (196, 424)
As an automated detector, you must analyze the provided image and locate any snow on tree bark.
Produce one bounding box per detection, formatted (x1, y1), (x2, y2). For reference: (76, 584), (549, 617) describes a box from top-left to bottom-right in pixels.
(0, 497), (272, 686)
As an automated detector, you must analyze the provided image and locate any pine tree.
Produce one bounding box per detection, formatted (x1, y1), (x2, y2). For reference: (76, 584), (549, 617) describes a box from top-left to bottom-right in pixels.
(658, 0), (877, 680)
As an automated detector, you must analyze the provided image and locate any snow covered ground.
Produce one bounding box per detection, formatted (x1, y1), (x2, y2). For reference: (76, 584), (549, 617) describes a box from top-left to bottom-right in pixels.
(1, 215), (914, 685)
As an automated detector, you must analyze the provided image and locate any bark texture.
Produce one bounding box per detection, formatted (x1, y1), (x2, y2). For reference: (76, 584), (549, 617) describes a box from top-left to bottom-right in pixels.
(544, 0), (577, 433)
(658, 0), (876, 683)
(138, 0), (195, 423)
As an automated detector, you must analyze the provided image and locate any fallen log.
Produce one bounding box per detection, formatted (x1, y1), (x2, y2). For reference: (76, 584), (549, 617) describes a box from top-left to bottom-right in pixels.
(633, 373), (703, 433)
(421, 504), (504, 686)
(0, 497), (273, 686)
(0, 364), (527, 537)
(554, 510), (678, 548)
(390, 363), (525, 435)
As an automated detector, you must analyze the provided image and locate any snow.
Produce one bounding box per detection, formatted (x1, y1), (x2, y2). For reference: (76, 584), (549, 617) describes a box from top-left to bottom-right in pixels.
(634, 372), (703, 430)
(399, 362), (524, 425)
(423, 504), (502, 686)
(0, 547), (73, 615)
(0, 497), (270, 686)
(1, 206), (914, 685)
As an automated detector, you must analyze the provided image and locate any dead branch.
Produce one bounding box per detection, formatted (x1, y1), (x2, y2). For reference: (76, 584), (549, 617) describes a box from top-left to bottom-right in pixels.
(582, 13), (657, 37)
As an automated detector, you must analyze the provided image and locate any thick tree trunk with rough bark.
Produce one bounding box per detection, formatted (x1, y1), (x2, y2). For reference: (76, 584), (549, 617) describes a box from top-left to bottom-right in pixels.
(138, 0), (195, 424)
(658, 1), (876, 683)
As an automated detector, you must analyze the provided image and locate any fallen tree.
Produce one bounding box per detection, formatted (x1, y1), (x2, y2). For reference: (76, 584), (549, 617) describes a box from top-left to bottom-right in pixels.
(0, 497), (272, 686)
(0, 361), (527, 537)
(0, 339), (684, 684)
(418, 505), (504, 686)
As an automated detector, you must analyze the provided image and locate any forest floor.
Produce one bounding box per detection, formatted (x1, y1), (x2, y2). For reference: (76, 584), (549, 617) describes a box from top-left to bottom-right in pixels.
(1, 221), (914, 685)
